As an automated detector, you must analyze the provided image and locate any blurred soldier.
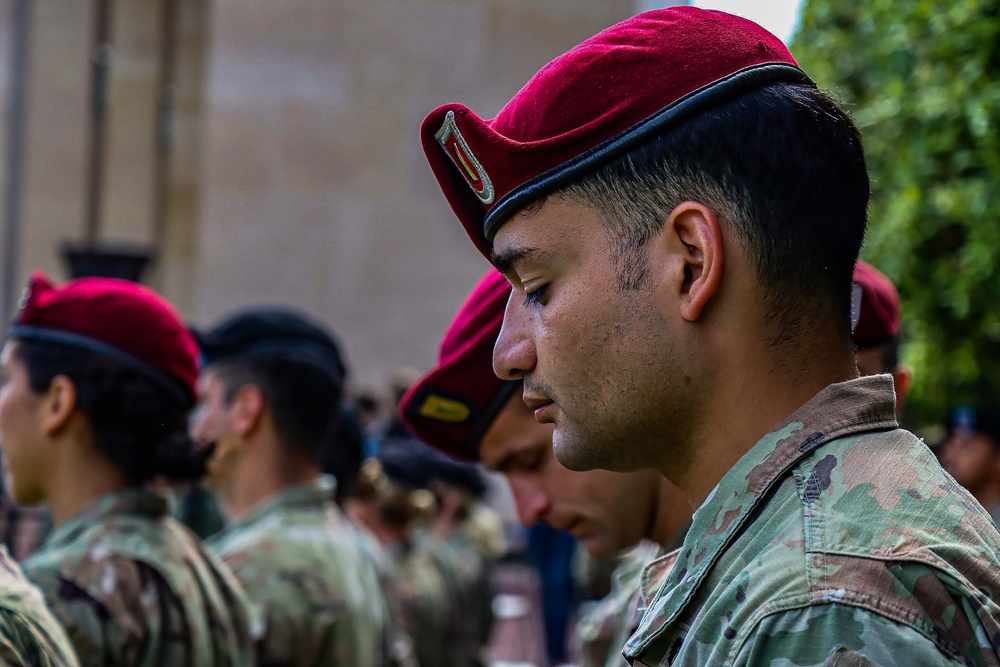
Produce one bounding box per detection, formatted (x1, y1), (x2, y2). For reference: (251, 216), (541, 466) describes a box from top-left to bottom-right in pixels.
(939, 404), (1000, 525)
(852, 260), (911, 414)
(322, 402), (418, 667)
(400, 270), (690, 667)
(346, 449), (454, 667)
(191, 307), (387, 667)
(421, 448), (502, 667)
(420, 7), (1000, 664)
(3, 272), (253, 666)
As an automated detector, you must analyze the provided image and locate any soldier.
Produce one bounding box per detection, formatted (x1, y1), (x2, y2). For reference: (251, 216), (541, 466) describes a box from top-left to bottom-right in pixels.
(400, 270), (690, 667)
(420, 7), (1000, 665)
(851, 260), (911, 415)
(190, 307), (388, 667)
(2, 272), (253, 666)
(416, 447), (503, 667)
(938, 404), (1000, 525)
(345, 450), (454, 667)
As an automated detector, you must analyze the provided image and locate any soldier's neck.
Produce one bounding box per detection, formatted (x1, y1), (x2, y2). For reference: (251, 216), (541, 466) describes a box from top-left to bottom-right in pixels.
(667, 335), (859, 509)
(47, 438), (130, 526)
(221, 443), (321, 522)
(647, 476), (693, 548)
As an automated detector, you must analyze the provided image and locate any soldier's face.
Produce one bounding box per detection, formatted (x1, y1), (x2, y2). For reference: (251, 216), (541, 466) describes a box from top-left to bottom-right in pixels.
(491, 197), (687, 474)
(481, 392), (659, 560)
(0, 341), (48, 504)
(190, 370), (241, 494)
(939, 429), (1000, 500)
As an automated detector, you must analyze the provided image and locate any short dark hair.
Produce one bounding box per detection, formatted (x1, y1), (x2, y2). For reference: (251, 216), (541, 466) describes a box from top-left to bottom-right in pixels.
(559, 82), (869, 342)
(879, 338), (900, 374)
(211, 352), (343, 463)
(16, 339), (207, 485)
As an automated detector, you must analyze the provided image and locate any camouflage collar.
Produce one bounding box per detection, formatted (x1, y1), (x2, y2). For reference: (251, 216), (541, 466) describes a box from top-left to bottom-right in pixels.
(226, 475), (337, 529)
(45, 488), (171, 549)
(625, 375), (898, 657)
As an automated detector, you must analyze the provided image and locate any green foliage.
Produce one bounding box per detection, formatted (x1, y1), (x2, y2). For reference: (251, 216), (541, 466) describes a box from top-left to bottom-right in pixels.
(792, 0), (1000, 424)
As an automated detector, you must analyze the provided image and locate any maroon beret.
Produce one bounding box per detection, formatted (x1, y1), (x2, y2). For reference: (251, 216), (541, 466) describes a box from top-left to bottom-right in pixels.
(9, 272), (199, 402)
(421, 6), (810, 258)
(851, 260), (901, 348)
(400, 270), (516, 461)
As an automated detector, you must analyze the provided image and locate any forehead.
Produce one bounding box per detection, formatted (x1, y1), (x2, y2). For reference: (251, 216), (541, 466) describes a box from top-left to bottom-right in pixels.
(491, 197), (605, 271)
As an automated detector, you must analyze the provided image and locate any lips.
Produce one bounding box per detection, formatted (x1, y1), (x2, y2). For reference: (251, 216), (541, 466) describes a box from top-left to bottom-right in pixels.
(522, 394), (555, 423)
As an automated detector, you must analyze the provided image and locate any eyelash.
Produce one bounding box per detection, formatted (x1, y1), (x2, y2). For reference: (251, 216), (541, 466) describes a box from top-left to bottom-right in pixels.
(523, 284), (548, 306)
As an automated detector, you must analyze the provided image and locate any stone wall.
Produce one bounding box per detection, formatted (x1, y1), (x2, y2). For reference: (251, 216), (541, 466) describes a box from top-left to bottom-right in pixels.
(0, 0), (641, 389)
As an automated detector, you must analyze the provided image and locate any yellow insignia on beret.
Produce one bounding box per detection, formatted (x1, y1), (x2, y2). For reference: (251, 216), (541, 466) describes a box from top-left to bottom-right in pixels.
(419, 394), (471, 424)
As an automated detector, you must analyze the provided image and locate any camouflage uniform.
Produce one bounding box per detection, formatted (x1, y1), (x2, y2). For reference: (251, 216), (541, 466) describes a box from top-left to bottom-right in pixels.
(209, 475), (386, 667)
(0, 547), (79, 666)
(624, 376), (1000, 666)
(383, 538), (454, 667)
(22, 489), (255, 667)
(572, 519), (692, 667)
(419, 530), (494, 667)
(354, 526), (418, 667)
(573, 541), (664, 667)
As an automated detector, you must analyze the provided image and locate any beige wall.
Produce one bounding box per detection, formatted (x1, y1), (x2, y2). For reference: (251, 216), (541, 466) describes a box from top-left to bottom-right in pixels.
(0, 1), (641, 390)
(193, 0), (635, 388)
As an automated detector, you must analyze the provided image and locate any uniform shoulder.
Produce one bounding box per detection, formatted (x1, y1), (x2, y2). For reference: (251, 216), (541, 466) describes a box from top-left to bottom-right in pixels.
(733, 600), (970, 667)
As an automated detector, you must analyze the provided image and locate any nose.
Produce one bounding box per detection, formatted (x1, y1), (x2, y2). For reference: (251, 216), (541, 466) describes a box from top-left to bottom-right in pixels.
(493, 293), (537, 381)
(188, 405), (209, 441)
(508, 477), (551, 527)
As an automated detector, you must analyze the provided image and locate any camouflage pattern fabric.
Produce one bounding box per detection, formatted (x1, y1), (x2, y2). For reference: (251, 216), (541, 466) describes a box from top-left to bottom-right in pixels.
(418, 530), (494, 667)
(383, 538), (454, 667)
(624, 376), (1000, 667)
(209, 475), (386, 667)
(353, 526), (418, 667)
(572, 541), (664, 667)
(22, 489), (255, 667)
(0, 546), (79, 666)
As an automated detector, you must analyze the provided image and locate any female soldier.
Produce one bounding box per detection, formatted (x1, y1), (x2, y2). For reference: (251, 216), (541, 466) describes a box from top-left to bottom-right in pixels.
(0, 272), (254, 667)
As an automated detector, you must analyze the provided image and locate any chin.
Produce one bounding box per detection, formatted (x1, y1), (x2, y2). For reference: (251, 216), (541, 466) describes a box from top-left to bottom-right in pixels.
(7, 480), (43, 506)
(552, 429), (618, 473)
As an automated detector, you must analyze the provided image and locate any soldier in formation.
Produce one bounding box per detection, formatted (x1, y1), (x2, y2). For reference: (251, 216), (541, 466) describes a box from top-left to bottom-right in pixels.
(190, 306), (389, 667)
(1, 272), (254, 666)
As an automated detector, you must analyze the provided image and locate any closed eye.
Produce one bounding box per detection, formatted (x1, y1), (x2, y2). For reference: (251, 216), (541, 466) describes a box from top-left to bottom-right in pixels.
(523, 284), (549, 306)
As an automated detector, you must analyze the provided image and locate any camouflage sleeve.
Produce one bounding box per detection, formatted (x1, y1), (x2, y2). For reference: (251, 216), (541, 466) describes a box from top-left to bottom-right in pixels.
(253, 575), (336, 666)
(732, 604), (967, 667)
(26, 556), (172, 667)
(0, 606), (79, 667)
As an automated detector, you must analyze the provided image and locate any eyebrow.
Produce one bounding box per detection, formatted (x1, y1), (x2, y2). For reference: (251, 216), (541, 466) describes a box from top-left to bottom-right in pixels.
(491, 246), (556, 274)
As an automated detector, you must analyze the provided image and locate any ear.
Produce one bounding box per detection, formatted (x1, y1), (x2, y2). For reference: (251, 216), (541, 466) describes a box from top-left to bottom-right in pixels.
(229, 384), (265, 439)
(654, 201), (724, 322)
(41, 375), (78, 437)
